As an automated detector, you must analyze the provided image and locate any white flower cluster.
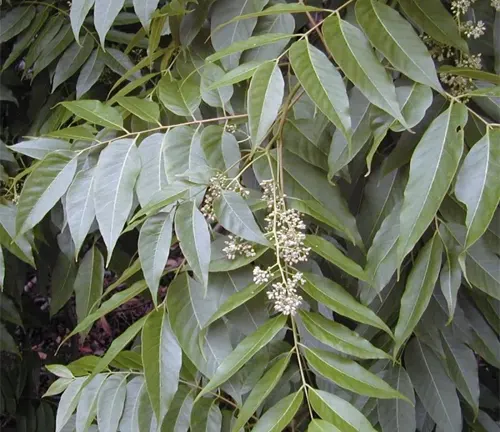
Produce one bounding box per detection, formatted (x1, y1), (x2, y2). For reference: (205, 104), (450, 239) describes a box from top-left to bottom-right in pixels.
(261, 180), (310, 266)
(253, 266), (272, 284)
(451, 0), (475, 15)
(201, 173), (248, 221)
(267, 272), (305, 316)
(222, 234), (256, 260)
(492, 0), (500, 11)
(462, 20), (486, 39)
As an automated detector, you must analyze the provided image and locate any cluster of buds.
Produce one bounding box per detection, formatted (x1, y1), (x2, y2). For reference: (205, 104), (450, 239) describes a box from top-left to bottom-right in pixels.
(261, 180), (310, 266)
(493, 0), (500, 11)
(451, 0), (475, 15)
(440, 54), (483, 96)
(462, 20), (486, 39)
(201, 173), (248, 221)
(253, 266), (272, 284)
(266, 272), (305, 316)
(222, 234), (256, 260)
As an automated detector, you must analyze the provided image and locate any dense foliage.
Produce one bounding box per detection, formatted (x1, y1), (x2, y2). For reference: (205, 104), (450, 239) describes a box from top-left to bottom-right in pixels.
(1, 0), (499, 431)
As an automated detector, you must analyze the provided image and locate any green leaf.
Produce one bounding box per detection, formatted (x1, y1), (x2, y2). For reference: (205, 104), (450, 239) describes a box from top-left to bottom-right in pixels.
(304, 235), (366, 281)
(51, 252), (78, 316)
(61, 100), (124, 131)
(160, 385), (195, 432)
(397, 0), (468, 52)
(66, 280), (147, 341)
(158, 74), (201, 117)
(75, 374), (106, 432)
(440, 328), (479, 416)
(303, 272), (392, 335)
(46, 125), (97, 141)
(210, 0), (269, 70)
(55, 378), (86, 432)
(465, 85), (500, 97)
(116, 97), (160, 124)
(74, 246), (104, 333)
(201, 126), (241, 178)
(454, 129), (500, 249)
(377, 366), (416, 432)
(0, 293), (22, 326)
(307, 420), (342, 432)
(131, 183), (189, 222)
(299, 311), (391, 360)
(397, 103), (467, 262)
(304, 347), (405, 400)
(94, 138), (141, 265)
(322, 15), (405, 125)
(16, 151), (77, 235)
(289, 40), (351, 139)
(201, 63), (234, 109)
(214, 191), (269, 245)
(438, 67), (500, 86)
(405, 338), (462, 432)
(207, 61), (266, 90)
(248, 61), (284, 149)
(394, 233), (443, 356)
(252, 390), (303, 432)
(67, 165), (97, 258)
(356, 0), (441, 91)
(191, 398), (223, 432)
(209, 236), (268, 272)
(96, 375), (127, 432)
(94, 0), (126, 45)
(139, 212), (173, 305)
(308, 388), (377, 432)
(142, 307), (182, 423)
(196, 315), (287, 400)
(175, 201), (211, 289)
(232, 353), (291, 432)
(52, 34), (95, 92)
(0, 322), (19, 355)
(118, 377), (145, 432)
(70, 0), (95, 41)
(0, 204), (34, 266)
(24, 14), (64, 70)
(77, 49), (106, 98)
(10, 138), (72, 160)
(44, 378), (73, 397)
(133, 0), (159, 31)
(0, 6), (35, 43)
(439, 224), (462, 320)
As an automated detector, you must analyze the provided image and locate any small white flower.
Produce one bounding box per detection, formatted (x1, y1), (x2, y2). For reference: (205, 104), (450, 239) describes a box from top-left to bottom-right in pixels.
(222, 235), (256, 260)
(253, 266), (272, 284)
(463, 20), (486, 39)
(451, 0), (475, 15)
(266, 273), (304, 316)
(491, 0), (500, 11)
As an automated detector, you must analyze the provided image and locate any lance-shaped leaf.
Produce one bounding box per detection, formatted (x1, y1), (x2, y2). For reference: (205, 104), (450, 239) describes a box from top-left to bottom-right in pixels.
(397, 103), (467, 262)
(232, 353), (291, 432)
(214, 191), (269, 245)
(405, 338), (462, 432)
(322, 15), (405, 125)
(208, 61), (266, 89)
(70, 0), (95, 41)
(67, 165), (97, 258)
(289, 40), (351, 139)
(394, 233), (443, 356)
(190, 398), (222, 432)
(94, 0), (125, 45)
(61, 100), (124, 130)
(56, 377), (86, 432)
(248, 61), (284, 149)
(397, 0), (468, 52)
(304, 235), (366, 281)
(252, 390), (303, 432)
(52, 35), (95, 92)
(175, 201), (211, 289)
(77, 49), (106, 98)
(304, 347), (406, 400)
(0, 6), (35, 43)
(201, 63), (234, 109)
(440, 328), (479, 415)
(139, 212), (173, 304)
(133, 0), (159, 31)
(158, 74), (201, 118)
(308, 388), (377, 432)
(116, 97), (160, 124)
(16, 151), (77, 235)
(50, 254), (77, 315)
(356, 0), (442, 91)
(142, 307), (182, 424)
(161, 386), (195, 432)
(210, 0), (268, 70)
(75, 374), (107, 432)
(94, 139), (141, 265)
(196, 315), (287, 400)
(96, 375), (127, 432)
(0, 204), (34, 267)
(299, 311), (391, 360)
(118, 377), (145, 432)
(377, 366), (416, 432)
(201, 126), (241, 178)
(303, 272), (392, 336)
(455, 128), (500, 249)
(74, 246), (104, 332)
(9, 138), (72, 160)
